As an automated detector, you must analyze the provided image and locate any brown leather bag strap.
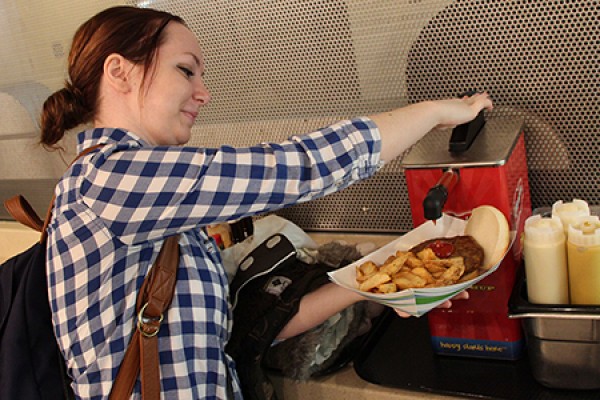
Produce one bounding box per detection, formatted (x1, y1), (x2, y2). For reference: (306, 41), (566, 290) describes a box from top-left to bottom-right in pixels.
(3, 144), (105, 243)
(3, 195), (44, 232)
(110, 234), (180, 400)
(40, 144), (105, 243)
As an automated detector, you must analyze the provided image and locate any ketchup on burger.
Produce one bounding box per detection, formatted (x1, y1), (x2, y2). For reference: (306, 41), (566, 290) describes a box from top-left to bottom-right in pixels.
(428, 240), (454, 258)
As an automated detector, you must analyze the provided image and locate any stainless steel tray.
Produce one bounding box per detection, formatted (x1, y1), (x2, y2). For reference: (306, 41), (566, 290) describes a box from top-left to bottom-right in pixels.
(509, 268), (600, 390)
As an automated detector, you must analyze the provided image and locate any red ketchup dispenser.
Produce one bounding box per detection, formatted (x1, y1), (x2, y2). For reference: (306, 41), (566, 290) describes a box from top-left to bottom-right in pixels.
(401, 114), (532, 360)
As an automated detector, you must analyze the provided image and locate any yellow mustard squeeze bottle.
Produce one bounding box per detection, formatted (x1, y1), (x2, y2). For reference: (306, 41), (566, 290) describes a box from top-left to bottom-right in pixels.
(523, 215), (569, 304)
(552, 199), (590, 233)
(567, 216), (600, 305)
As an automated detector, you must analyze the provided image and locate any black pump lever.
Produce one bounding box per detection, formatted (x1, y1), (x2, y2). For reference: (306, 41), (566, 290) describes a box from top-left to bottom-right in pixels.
(449, 91), (486, 153)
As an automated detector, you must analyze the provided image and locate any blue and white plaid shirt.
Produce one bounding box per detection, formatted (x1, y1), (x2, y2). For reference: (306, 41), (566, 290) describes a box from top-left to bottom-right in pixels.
(46, 118), (381, 399)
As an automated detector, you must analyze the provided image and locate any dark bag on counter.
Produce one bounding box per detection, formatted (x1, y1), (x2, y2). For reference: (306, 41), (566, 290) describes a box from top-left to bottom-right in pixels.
(226, 234), (330, 400)
(226, 233), (345, 400)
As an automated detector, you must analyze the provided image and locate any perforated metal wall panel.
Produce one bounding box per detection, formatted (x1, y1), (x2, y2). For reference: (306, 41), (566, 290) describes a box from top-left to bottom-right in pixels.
(1, 1), (598, 232)
(132, 0), (597, 232)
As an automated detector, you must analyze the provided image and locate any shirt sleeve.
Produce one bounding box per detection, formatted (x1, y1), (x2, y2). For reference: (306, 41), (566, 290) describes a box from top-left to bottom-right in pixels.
(79, 118), (382, 244)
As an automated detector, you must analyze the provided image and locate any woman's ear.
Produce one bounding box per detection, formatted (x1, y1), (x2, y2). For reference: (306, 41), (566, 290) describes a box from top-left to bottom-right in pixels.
(103, 54), (136, 93)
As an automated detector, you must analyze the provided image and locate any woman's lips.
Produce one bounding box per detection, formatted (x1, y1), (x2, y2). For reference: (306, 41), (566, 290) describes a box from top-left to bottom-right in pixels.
(182, 110), (198, 122)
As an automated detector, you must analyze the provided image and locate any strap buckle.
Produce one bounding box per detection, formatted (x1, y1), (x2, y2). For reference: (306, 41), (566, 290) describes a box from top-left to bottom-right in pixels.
(137, 302), (164, 338)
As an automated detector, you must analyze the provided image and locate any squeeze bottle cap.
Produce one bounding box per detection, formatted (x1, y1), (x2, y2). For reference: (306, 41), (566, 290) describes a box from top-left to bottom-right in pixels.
(524, 215), (565, 243)
(567, 216), (600, 248)
(552, 199), (590, 231)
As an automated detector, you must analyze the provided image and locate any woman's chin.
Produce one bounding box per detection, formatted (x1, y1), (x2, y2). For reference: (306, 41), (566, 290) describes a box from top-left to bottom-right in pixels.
(176, 131), (192, 145)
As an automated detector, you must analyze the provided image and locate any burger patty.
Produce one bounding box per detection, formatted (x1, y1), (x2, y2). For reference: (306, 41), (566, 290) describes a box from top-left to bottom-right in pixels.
(409, 235), (484, 273)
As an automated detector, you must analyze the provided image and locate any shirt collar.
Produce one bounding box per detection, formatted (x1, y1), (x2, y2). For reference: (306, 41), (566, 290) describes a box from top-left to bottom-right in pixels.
(76, 128), (150, 153)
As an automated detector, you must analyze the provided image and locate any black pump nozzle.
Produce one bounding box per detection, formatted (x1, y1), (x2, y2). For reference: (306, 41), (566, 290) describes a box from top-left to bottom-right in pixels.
(423, 185), (448, 221)
(422, 169), (459, 221)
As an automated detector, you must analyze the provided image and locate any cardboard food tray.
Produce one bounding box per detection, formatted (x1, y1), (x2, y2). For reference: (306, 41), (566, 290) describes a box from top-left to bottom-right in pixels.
(328, 213), (513, 317)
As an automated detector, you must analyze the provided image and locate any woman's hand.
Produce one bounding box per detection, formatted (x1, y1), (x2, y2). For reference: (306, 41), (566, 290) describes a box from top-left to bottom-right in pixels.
(433, 92), (493, 130)
(393, 290), (470, 318)
(371, 93), (493, 163)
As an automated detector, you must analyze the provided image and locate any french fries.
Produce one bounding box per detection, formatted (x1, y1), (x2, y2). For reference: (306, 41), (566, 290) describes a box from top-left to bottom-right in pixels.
(355, 249), (475, 294)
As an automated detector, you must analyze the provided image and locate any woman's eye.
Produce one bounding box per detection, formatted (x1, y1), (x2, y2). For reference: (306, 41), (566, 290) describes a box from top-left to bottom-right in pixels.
(178, 66), (194, 78)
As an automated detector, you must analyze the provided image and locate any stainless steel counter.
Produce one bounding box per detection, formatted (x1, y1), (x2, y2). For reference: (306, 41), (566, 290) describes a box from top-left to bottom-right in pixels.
(270, 366), (466, 400)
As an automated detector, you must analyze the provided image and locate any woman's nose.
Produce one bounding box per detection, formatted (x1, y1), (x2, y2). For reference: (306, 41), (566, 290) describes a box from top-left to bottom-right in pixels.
(193, 79), (211, 105)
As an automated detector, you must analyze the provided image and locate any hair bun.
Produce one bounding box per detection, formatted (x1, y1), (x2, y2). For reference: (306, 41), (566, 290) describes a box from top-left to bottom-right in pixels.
(40, 84), (90, 147)
(64, 84), (85, 107)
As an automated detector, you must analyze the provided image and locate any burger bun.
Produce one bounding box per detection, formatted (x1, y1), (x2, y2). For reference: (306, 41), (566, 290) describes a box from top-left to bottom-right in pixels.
(464, 205), (511, 270)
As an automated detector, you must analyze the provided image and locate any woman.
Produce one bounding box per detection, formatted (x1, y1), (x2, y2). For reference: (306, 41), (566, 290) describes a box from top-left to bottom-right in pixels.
(41, 6), (491, 399)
